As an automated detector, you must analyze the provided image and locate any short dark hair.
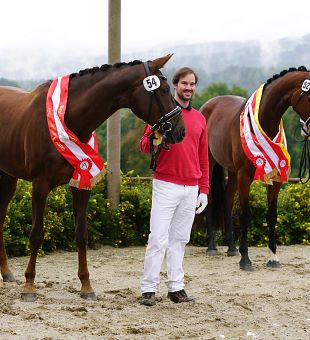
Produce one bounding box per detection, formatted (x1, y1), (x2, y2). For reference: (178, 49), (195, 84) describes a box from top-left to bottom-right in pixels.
(172, 67), (198, 85)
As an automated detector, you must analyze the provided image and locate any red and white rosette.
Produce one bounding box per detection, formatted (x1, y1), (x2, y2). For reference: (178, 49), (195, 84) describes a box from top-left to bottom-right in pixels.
(254, 156), (266, 181)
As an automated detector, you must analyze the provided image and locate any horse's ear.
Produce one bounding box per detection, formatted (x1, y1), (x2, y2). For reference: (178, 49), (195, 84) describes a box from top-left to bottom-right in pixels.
(150, 54), (173, 70)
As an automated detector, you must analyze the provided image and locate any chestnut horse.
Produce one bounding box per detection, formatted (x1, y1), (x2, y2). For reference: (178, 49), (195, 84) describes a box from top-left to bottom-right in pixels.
(200, 67), (310, 271)
(0, 54), (186, 301)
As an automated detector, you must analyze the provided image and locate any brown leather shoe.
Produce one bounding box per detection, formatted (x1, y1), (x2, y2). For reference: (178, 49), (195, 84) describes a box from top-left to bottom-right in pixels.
(167, 289), (194, 303)
(141, 292), (156, 306)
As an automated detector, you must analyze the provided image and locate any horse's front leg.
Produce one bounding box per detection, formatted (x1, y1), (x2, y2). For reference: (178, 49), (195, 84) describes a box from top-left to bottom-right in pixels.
(266, 182), (281, 268)
(22, 178), (50, 301)
(237, 171), (253, 271)
(223, 172), (238, 256)
(0, 173), (17, 282)
(71, 187), (96, 300)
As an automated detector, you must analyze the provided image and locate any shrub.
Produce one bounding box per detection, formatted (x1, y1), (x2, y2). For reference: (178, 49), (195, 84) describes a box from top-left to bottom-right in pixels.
(191, 181), (309, 247)
(247, 181), (310, 246)
(3, 176), (309, 257)
(4, 173), (152, 256)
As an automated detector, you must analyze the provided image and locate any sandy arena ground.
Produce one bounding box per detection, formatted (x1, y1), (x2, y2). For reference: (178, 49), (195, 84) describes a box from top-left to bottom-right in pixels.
(0, 245), (309, 339)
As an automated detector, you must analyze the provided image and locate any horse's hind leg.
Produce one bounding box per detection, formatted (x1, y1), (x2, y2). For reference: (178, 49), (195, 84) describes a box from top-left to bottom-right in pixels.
(71, 187), (96, 300)
(266, 182), (281, 268)
(206, 157), (219, 256)
(22, 178), (50, 302)
(224, 172), (238, 256)
(206, 204), (218, 256)
(0, 172), (17, 282)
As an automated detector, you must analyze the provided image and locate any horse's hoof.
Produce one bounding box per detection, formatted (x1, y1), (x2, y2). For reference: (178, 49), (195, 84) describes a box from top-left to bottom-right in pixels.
(206, 249), (218, 256)
(21, 292), (37, 302)
(81, 292), (97, 301)
(2, 272), (16, 282)
(227, 248), (239, 257)
(239, 263), (254, 271)
(267, 260), (281, 268)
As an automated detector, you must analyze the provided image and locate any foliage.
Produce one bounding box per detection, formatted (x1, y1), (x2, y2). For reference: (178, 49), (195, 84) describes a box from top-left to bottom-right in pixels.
(4, 176), (309, 257)
(192, 181), (309, 247)
(192, 82), (248, 109)
(5, 180), (32, 256)
(236, 181), (309, 246)
(5, 181), (75, 256)
(282, 108), (306, 177)
(4, 173), (152, 257)
(95, 109), (153, 177)
(276, 182), (310, 245)
(246, 181), (310, 246)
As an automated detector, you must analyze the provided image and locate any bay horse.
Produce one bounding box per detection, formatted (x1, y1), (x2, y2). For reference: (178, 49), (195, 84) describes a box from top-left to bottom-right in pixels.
(200, 67), (310, 271)
(0, 54), (186, 301)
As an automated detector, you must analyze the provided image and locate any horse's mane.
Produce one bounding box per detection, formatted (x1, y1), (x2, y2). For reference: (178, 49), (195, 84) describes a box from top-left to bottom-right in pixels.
(266, 66), (309, 85)
(69, 60), (143, 80)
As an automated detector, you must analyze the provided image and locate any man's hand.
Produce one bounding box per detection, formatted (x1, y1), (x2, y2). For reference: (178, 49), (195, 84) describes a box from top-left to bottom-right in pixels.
(196, 193), (208, 214)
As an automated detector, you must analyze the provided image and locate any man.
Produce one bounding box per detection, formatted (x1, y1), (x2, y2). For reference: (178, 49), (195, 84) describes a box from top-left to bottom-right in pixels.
(139, 67), (209, 306)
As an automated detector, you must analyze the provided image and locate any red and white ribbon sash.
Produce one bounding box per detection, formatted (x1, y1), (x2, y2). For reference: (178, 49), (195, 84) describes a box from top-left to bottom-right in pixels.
(46, 75), (104, 190)
(240, 84), (290, 184)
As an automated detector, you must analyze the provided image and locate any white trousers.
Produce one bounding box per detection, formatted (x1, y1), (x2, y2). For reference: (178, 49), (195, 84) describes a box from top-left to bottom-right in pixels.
(141, 179), (198, 293)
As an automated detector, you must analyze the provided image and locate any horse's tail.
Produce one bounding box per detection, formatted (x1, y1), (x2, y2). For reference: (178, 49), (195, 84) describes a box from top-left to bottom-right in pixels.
(210, 163), (225, 230)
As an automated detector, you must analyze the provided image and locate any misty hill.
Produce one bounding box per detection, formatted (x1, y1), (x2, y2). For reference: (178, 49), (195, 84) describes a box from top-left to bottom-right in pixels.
(1, 33), (310, 92)
(163, 33), (310, 92)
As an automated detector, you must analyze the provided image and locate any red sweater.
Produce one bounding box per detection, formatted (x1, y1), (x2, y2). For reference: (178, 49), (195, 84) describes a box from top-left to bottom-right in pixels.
(140, 107), (209, 194)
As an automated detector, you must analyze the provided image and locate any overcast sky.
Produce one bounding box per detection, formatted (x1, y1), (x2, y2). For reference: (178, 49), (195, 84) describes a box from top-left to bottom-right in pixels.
(1, 0), (309, 58)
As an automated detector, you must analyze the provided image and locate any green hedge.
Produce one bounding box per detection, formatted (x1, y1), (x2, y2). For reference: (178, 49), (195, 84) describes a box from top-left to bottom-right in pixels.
(193, 181), (310, 247)
(4, 175), (310, 257)
(5, 173), (153, 257)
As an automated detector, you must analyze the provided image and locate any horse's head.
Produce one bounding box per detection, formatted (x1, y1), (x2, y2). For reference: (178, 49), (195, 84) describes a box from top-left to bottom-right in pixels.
(290, 70), (310, 139)
(130, 54), (185, 144)
(289, 70), (310, 183)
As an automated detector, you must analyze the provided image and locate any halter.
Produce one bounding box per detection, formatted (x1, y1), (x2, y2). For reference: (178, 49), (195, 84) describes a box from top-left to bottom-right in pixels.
(142, 61), (181, 131)
(293, 73), (310, 183)
(292, 73), (310, 138)
(142, 61), (182, 170)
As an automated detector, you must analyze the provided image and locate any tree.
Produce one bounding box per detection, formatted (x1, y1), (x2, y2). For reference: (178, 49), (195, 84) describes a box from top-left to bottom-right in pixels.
(192, 82), (248, 109)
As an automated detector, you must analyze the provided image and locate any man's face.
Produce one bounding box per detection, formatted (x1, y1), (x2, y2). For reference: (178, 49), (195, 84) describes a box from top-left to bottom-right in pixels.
(174, 73), (196, 102)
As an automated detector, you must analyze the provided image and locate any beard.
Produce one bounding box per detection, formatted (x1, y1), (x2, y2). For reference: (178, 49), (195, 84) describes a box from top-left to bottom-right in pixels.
(177, 90), (193, 102)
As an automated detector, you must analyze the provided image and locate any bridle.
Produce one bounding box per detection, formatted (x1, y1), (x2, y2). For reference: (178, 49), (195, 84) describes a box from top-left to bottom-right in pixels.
(292, 73), (310, 138)
(142, 61), (182, 170)
(142, 61), (181, 135)
(292, 73), (310, 183)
